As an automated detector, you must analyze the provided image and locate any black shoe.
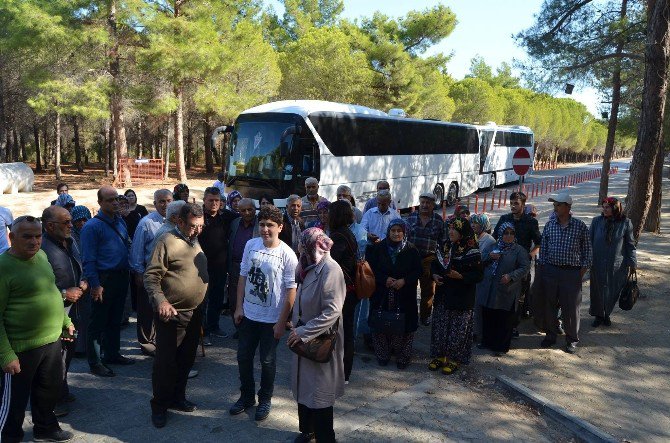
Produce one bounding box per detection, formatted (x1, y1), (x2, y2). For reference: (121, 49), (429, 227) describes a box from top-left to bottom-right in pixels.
(229, 397), (255, 415)
(565, 342), (578, 354)
(512, 328), (520, 338)
(90, 363), (115, 377)
(33, 429), (74, 442)
(294, 432), (315, 443)
(53, 401), (69, 417)
(603, 316), (612, 327)
(592, 317), (603, 327)
(102, 355), (135, 366)
(255, 400), (271, 421)
(540, 338), (556, 348)
(151, 412), (167, 428)
(169, 399), (197, 412)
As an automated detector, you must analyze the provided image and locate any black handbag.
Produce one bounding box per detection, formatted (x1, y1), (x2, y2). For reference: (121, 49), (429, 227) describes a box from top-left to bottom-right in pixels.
(368, 290), (405, 335)
(288, 287), (339, 363)
(618, 271), (639, 311)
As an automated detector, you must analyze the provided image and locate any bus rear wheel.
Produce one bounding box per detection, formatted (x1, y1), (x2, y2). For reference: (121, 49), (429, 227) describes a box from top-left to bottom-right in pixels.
(446, 182), (459, 207)
(433, 184), (445, 207)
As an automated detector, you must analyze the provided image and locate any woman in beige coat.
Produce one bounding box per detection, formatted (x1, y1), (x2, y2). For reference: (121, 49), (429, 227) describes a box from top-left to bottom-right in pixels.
(287, 227), (346, 443)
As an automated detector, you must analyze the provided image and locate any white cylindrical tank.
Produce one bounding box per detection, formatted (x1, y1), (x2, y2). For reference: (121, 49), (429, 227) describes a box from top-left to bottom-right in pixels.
(0, 162), (35, 193)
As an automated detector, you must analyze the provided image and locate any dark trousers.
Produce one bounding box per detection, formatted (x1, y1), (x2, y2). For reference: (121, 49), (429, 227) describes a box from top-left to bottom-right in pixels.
(0, 341), (63, 443)
(151, 306), (203, 414)
(135, 279), (156, 355)
(298, 403), (335, 442)
(481, 306), (515, 353)
(87, 269), (129, 366)
(204, 271), (227, 334)
(237, 318), (278, 402)
(342, 292), (359, 381)
(419, 256), (436, 321)
(513, 271), (532, 327)
(541, 264), (582, 344)
(60, 333), (76, 401)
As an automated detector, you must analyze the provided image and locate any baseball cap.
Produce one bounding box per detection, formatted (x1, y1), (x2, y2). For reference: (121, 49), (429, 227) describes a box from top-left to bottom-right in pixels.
(548, 192), (573, 205)
(419, 192), (436, 201)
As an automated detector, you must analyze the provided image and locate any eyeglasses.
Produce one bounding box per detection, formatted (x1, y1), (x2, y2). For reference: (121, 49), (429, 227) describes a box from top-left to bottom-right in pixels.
(50, 220), (73, 226)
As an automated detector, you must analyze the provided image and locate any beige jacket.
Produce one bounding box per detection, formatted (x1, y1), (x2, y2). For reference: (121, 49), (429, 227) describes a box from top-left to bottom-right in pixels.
(291, 255), (346, 409)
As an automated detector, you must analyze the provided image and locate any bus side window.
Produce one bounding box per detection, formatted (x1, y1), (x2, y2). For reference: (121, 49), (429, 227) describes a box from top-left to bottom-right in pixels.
(494, 131), (504, 146)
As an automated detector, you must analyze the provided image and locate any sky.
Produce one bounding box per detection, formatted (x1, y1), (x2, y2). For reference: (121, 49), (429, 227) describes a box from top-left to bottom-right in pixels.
(269, 0), (602, 116)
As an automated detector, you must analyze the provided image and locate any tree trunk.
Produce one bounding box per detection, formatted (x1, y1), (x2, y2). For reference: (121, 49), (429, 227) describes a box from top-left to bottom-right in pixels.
(11, 128), (19, 162)
(33, 123), (42, 171)
(109, 0), (131, 185)
(54, 112), (62, 180)
(203, 114), (214, 173)
(625, 0), (670, 240)
(0, 73), (6, 163)
(5, 127), (13, 162)
(106, 118), (113, 176)
(164, 117), (170, 180)
(137, 120), (143, 158)
(173, 85), (187, 181)
(643, 146), (664, 233)
(598, 0), (628, 204)
(20, 133), (26, 162)
(186, 116), (193, 170)
(43, 123), (50, 169)
(73, 117), (84, 172)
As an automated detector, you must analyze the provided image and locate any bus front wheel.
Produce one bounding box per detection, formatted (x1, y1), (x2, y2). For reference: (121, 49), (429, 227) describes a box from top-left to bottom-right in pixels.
(433, 184), (445, 207)
(446, 182), (459, 206)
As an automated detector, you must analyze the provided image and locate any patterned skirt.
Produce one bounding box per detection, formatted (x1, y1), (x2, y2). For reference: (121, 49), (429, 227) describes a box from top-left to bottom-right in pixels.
(430, 304), (474, 364)
(372, 332), (414, 365)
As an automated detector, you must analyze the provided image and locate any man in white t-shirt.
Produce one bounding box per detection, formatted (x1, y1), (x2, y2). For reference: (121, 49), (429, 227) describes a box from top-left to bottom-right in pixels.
(230, 205), (298, 422)
(0, 206), (13, 254)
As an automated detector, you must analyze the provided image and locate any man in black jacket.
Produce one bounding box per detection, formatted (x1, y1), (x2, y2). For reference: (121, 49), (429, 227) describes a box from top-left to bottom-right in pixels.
(279, 194), (304, 255)
(492, 191), (541, 320)
(41, 205), (87, 417)
(198, 187), (239, 342)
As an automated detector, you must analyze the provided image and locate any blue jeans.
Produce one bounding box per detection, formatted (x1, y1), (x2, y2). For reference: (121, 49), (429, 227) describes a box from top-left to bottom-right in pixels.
(354, 297), (370, 337)
(236, 317), (278, 402)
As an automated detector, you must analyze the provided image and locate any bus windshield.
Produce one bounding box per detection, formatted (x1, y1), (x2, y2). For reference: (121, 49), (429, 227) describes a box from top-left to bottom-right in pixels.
(228, 120), (293, 180)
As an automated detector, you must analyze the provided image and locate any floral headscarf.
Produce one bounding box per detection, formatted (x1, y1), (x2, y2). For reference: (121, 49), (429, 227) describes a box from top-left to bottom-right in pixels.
(55, 193), (75, 209)
(449, 216), (477, 258)
(470, 213), (491, 235)
(226, 190), (242, 211)
(386, 218), (407, 264)
(491, 222), (516, 275)
(296, 227), (334, 283)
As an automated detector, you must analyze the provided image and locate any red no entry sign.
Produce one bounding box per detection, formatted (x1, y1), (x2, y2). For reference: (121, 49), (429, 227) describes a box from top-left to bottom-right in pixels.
(512, 148), (532, 176)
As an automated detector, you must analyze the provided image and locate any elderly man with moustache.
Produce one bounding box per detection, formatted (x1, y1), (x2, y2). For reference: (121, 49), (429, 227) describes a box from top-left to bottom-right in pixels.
(41, 206), (87, 418)
(129, 189), (173, 356)
(144, 203), (208, 428)
(80, 185), (134, 377)
(279, 194), (305, 255)
(301, 177), (328, 225)
(0, 216), (75, 443)
(363, 180), (398, 213)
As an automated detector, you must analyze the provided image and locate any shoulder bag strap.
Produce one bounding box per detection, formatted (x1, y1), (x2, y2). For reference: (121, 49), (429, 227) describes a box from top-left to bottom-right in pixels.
(94, 215), (131, 248)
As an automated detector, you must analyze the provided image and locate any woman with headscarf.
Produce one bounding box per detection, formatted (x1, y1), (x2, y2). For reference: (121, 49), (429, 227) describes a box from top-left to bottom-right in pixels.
(54, 193), (76, 212)
(589, 197), (636, 327)
(479, 222), (530, 354)
(471, 213), (496, 340)
(429, 217), (483, 374)
(287, 228), (345, 443)
(70, 205), (91, 251)
(307, 200), (330, 233)
(367, 219), (422, 369)
(226, 190), (242, 213)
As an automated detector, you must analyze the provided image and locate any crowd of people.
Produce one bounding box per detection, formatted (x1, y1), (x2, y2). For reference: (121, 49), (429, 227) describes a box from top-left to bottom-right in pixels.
(0, 177), (637, 442)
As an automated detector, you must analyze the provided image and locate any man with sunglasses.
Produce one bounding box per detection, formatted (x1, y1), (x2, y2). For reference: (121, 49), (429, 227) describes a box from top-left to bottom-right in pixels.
(41, 206), (87, 418)
(80, 186), (134, 377)
(492, 191), (542, 326)
(0, 215), (75, 443)
(538, 192), (592, 354)
(198, 187), (239, 342)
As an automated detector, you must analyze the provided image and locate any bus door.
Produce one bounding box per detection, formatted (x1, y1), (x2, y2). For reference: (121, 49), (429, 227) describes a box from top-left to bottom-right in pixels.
(479, 129), (494, 173)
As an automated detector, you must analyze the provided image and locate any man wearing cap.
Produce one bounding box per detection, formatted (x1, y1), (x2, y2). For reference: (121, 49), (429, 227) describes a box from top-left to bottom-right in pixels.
(129, 189), (173, 356)
(406, 192), (446, 326)
(300, 177), (328, 225)
(537, 192), (592, 354)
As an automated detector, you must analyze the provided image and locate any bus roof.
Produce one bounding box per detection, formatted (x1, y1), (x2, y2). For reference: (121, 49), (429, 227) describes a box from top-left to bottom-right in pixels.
(241, 100), (388, 118)
(476, 122), (533, 133)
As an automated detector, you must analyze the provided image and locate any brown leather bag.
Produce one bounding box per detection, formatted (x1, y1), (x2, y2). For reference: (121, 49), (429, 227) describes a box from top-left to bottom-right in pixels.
(355, 259), (376, 299)
(289, 286), (339, 363)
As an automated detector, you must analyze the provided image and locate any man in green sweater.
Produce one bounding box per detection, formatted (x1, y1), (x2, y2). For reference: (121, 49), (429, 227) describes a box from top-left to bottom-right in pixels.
(0, 216), (75, 443)
(144, 203), (208, 429)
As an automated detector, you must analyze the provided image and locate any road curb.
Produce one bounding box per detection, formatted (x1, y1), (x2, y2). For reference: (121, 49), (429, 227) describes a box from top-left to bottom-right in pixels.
(495, 375), (618, 443)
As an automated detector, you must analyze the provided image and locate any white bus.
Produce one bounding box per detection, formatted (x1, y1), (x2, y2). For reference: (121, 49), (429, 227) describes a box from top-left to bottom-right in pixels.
(476, 123), (535, 191)
(224, 100), (528, 210)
